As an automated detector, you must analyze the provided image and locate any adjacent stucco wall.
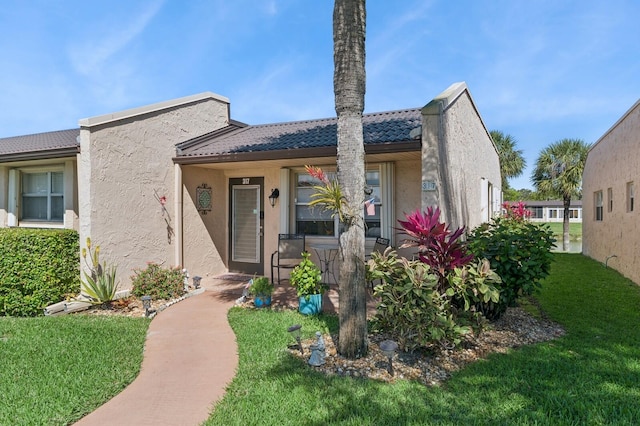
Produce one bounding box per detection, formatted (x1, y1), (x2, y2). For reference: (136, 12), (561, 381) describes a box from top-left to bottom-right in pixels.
(583, 100), (640, 285)
(79, 95), (229, 289)
(421, 82), (501, 231)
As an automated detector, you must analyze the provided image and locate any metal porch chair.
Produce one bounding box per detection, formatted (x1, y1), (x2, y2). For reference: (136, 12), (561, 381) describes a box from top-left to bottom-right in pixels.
(270, 234), (306, 285)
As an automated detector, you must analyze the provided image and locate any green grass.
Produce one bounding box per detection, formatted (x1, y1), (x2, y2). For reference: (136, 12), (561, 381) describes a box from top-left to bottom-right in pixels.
(543, 222), (582, 240)
(205, 253), (640, 425)
(0, 315), (149, 425)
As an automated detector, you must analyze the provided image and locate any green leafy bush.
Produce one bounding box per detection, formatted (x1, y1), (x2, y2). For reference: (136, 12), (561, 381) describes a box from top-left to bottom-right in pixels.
(248, 276), (274, 296)
(0, 228), (80, 317)
(290, 252), (326, 299)
(80, 237), (118, 305)
(368, 250), (501, 351)
(130, 263), (185, 300)
(467, 217), (555, 319)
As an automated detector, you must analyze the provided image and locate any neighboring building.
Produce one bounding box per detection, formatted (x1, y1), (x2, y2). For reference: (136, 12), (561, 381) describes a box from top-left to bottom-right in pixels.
(525, 200), (583, 223)
(583, 98), (640, 285)
(0, 82), (502, 287)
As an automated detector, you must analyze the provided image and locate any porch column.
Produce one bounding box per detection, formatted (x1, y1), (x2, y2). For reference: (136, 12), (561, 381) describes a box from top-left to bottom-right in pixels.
(174, 163), (183, 267)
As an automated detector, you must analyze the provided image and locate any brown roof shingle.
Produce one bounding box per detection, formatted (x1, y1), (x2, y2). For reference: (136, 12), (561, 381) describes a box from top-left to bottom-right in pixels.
(0, 129), (80, 161)
(176, 109), (422, 160)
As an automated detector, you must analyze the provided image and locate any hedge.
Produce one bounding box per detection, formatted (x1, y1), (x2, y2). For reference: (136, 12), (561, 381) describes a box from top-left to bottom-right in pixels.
(0, 228), (80, 316)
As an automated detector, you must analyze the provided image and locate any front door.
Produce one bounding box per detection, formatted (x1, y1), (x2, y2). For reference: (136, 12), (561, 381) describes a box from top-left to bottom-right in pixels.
(228, 177), (264, 274)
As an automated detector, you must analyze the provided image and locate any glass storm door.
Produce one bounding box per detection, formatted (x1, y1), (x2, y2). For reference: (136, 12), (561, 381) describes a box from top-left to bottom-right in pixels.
(228, 177), (264, 274)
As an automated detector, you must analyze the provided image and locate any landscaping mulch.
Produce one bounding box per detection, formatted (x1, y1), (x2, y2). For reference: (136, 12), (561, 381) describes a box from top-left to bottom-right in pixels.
(288, 306), (566, 386)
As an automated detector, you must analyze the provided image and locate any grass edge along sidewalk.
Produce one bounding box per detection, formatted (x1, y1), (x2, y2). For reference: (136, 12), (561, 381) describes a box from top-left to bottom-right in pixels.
(205, 253), (640, 425)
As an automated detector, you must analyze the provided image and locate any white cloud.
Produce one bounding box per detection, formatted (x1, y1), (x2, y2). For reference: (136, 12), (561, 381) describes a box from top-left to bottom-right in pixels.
(68, 0), (164, 77)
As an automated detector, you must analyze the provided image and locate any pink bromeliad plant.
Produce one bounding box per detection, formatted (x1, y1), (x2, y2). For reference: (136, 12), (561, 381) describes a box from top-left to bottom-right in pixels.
(502, 201), (531, 221)
(397, 207), (474, 290)
(304, 165), (350, 223)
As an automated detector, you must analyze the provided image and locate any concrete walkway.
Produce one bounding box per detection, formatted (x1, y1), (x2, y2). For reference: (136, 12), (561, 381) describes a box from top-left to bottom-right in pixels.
(74, 275), (377, 426)
(75, 278), (242, 426)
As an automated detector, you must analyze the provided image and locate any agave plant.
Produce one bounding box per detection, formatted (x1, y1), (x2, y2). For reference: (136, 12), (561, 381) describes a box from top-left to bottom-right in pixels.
(81, 237), (118, 305)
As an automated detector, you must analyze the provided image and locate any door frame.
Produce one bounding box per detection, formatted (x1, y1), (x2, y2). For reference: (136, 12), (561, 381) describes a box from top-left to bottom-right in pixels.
(228, 177), (264, 274)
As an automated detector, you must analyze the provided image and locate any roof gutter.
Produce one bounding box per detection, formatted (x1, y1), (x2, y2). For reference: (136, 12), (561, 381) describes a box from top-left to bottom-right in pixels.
(0, 146), (80, 162)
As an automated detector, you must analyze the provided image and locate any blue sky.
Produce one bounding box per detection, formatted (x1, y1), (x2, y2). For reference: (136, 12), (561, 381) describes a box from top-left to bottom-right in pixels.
(1, 1), (639, 189)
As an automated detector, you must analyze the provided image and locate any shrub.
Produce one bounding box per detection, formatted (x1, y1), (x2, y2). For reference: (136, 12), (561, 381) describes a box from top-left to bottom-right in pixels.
(248, 276), (274, 296)
(0, 228), (80, 317)
(130, 263), (185, 300)
(368, 250), (501, 351)
(467, 217), (555, 319)
(397, 207), (473, 291)
(80, 237), (118, 305)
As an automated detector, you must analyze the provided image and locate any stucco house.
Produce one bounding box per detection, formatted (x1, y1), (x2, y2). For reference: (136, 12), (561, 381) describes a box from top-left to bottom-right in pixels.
(0, 82), (501, 287)
(583, 98), (640, 285)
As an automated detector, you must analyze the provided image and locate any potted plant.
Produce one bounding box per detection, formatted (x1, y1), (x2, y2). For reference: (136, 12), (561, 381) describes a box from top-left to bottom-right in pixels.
(248, 276), (274, 308)
(290, 252), (326, 315)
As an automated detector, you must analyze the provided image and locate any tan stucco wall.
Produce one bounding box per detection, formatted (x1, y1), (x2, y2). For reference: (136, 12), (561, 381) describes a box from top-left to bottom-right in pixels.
(421, 82), (501, 231)
(583, 100), (640, 284)
(180, 165), (282, 279)
(79, 96), (229, 289)
(394, 158), (422, 258)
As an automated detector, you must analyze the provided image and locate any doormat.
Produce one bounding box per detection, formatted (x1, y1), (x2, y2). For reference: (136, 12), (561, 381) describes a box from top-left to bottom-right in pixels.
(213, 273), (255, 282)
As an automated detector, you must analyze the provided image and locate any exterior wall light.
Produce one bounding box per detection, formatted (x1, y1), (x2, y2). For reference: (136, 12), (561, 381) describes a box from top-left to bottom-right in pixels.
(268, 188), (280, 208)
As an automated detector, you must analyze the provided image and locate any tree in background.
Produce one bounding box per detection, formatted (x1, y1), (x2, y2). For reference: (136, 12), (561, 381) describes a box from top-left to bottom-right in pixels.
(490, 130), (526, 190)
(333, 0), (367, 358)
(532, 138), (591, 251)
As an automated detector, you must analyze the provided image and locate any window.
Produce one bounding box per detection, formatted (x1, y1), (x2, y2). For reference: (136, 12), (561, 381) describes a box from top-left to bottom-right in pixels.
(21, 171), (63, 222)
(549, 209), (559, 219)
(594, 191), (603, 221)
(607, 188), (613, 212)
(295, 169), (381, 237)
(529, 206), (543, 219)
(627, 182), (635, 212)
(569, 209), (579, 219)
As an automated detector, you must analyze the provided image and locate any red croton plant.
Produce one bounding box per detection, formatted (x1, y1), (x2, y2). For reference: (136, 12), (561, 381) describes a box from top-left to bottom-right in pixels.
(397, 207), (474, 290)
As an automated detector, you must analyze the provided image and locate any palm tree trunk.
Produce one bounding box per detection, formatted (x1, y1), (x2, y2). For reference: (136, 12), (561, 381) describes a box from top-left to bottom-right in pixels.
(563, 196), (571, 251)
(333, 0), (367, 358)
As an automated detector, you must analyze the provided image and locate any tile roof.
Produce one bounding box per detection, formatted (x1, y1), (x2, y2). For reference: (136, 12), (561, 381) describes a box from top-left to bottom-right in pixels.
(177, 108), (422, 158)
(0, 129), (80, 159)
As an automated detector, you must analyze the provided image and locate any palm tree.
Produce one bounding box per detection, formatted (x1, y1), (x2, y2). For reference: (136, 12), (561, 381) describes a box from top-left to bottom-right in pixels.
(531, 138), (591, 251)
(490, 130), (526, 189)
(333, 0), (367, 358)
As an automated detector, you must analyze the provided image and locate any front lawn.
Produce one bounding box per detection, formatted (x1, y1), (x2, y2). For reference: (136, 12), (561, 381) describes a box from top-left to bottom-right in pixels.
(205, 253), (640, 425)
(544, 221), (582, 240)
(0, 315), (149, 425)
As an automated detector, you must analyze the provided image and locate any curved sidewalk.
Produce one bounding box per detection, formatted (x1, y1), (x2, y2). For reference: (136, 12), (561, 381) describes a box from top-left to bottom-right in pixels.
(75, 279), (239, 426)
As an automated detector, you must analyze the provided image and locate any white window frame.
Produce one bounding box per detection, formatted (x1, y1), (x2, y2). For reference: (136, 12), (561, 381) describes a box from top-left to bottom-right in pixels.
(9, 166), (65, 227)
(292, 164), (392, 240)
(595, 191), (603, 221)
(627, 182), (635, 213)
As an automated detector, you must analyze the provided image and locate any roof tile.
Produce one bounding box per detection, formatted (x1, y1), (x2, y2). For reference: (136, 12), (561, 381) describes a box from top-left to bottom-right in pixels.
(178, 108), (422, 157)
